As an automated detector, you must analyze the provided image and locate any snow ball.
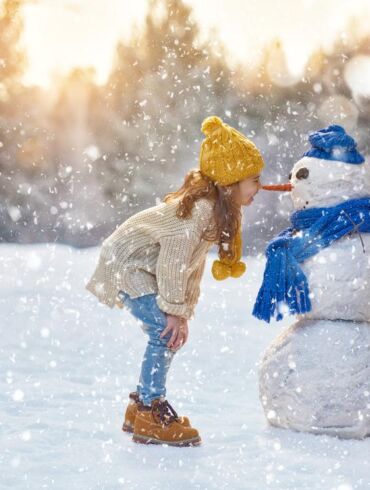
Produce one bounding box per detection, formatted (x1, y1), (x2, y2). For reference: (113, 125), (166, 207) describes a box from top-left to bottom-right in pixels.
(12, 389), (24, 402)
(277, 301), (289, 316)
(8, 206), (21, 222)
(10, 457), (21, 468)
(337, 484), (353, 490)
(94, 282), (105, 295)
(21, 431), (31, 441)
(26, 252), (42, 271)
(288, 360), (296, 369)
(40, 328), (50, 338)
(266, 473), (274, 484)
(50, 206), (58, 215)
(49, 360), (57, 368)
(58, 166), (73, 178)
(267, 410), (276, 420)
(83, 145), (101, 161)
(344, 55), (370, 96)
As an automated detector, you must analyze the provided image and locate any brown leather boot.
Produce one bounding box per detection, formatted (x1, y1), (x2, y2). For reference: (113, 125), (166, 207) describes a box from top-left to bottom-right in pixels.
(122, 391), (191, 433)
(132, 398), (201, 447)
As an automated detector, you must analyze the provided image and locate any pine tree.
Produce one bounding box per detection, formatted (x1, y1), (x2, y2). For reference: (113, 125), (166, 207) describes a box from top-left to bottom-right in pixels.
(93, 0), (237, 213)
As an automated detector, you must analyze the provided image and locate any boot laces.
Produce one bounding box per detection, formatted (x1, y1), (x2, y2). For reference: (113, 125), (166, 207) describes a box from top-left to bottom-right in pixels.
(155, 399), (179, 425)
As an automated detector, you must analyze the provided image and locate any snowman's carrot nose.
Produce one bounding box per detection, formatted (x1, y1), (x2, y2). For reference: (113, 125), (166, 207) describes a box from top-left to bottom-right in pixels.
(262, 183), (293, 192)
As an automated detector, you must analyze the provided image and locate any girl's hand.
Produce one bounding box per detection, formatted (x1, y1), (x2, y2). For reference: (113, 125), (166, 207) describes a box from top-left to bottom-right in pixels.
(160, 314), (189, 350)
(115, 297), (124, 309)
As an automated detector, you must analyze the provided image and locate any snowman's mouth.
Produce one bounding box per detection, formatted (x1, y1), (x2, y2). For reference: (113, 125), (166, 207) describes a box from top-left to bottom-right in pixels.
(261, 183), (293, 192)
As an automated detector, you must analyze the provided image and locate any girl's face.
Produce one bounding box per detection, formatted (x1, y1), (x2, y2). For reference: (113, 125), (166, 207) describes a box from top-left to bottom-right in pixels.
(235, 173), (262, 206)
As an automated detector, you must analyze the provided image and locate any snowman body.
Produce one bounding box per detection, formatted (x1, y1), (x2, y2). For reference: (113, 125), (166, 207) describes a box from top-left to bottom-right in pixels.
(259, 318), (370, 439)
(258, 135), (370, 439)
(301, 232), (370, 322)
(290, 155), (370, 322)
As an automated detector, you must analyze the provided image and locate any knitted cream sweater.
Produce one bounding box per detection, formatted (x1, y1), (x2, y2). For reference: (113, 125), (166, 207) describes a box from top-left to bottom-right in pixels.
(85, 197), (216, 320)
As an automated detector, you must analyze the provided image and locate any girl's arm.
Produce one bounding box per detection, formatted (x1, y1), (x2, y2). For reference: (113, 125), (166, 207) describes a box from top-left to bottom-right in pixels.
(155, 231), (201, 320)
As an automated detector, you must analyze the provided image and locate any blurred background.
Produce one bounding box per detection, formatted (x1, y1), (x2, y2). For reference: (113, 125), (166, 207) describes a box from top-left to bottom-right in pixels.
(1, 0), (370, 253)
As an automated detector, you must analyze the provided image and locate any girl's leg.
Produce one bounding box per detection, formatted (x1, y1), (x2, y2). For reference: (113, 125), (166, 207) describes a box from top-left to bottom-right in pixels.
(137, 317), (175, 405)
(118, 291), (176, 406)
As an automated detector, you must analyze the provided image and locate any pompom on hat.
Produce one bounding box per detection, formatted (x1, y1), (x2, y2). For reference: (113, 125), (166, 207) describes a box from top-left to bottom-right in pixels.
(198, 115), (265, 280)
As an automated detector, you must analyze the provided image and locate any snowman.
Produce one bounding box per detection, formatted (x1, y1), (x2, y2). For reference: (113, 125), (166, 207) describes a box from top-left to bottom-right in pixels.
(253, 124), (370, 439)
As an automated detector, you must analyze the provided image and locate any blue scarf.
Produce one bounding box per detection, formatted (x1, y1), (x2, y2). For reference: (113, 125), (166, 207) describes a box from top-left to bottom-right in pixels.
(252, 197), (370, 323)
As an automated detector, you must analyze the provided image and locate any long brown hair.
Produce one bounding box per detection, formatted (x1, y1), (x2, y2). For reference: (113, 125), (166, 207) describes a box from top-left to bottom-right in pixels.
(162, 168), (242, 263)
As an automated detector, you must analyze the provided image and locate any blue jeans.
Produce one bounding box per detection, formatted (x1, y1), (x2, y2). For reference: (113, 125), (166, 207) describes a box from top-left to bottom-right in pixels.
(117, 290), (176, 406)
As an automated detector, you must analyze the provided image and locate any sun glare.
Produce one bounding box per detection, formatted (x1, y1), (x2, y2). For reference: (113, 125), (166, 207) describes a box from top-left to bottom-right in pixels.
(16, 0), (370, 88)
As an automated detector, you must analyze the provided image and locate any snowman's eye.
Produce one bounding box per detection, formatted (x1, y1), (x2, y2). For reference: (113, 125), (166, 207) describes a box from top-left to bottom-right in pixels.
(296, 167), (309, 180)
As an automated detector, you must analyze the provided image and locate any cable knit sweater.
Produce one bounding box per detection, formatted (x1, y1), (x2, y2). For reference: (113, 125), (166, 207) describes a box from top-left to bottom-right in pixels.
(85, 197), (216, 320)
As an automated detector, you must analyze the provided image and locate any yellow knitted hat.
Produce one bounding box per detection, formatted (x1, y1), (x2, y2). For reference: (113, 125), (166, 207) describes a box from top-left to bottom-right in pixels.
(199, 115), (265, 281)
(199, 115), (265, 185)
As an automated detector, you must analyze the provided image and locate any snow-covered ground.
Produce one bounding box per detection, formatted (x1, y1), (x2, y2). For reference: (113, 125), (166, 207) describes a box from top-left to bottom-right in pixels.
(1, 243), (370, 490)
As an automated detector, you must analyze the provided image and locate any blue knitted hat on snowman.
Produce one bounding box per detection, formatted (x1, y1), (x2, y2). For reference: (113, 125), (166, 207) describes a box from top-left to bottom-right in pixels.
(303, 124), (365, 164)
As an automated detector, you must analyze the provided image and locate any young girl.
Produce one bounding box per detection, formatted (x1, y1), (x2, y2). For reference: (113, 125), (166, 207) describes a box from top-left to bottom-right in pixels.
(85, 115), (265, 447)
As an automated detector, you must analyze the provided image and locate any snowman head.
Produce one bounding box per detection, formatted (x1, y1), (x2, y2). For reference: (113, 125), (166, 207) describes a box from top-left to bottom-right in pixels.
(290, 125), (370, 210)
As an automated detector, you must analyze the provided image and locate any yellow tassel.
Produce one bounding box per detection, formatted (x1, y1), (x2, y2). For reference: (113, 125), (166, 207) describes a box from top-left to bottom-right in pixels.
(212, 225), (247, 280)
(211, 260), (231, 280)
(231, 261), (247, 278)
(211, 259), (247, 280)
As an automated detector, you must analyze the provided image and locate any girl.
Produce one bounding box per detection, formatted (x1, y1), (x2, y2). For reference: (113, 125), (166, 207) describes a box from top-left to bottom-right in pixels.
(85, 115), (265, 446)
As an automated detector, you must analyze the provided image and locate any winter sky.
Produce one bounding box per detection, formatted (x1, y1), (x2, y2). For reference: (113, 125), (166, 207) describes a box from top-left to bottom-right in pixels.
(18, 0), (370, 87)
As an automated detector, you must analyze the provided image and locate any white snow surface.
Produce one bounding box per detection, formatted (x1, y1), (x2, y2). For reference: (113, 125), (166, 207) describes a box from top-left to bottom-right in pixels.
(1, 243), (370, 490)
